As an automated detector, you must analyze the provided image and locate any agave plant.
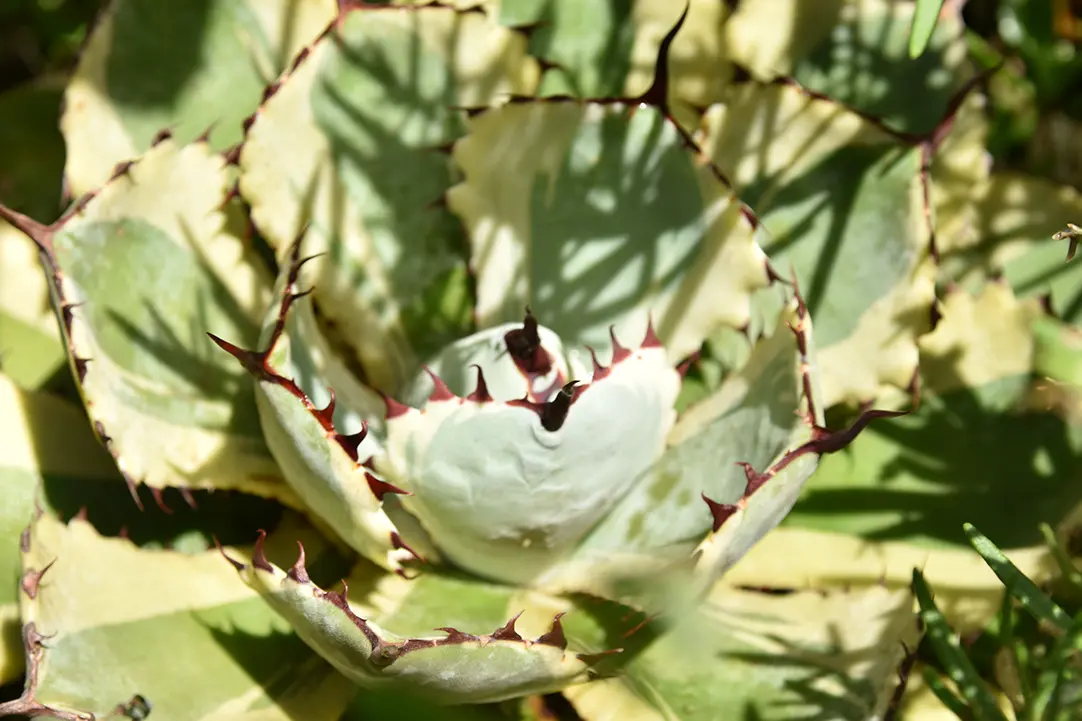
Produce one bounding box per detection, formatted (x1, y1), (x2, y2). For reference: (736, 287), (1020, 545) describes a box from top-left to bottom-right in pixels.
(1, 0), (1037, 717)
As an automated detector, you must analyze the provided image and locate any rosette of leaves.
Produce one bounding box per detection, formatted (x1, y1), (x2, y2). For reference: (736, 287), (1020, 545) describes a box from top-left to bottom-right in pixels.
(0, 1), (938, 718)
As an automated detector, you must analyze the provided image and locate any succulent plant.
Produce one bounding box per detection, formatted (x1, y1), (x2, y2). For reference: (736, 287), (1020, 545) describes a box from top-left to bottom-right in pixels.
(5, 0), (1082, 719)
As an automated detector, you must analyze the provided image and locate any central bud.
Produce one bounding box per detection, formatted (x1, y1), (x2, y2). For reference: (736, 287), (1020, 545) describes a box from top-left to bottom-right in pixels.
(379, 313), (680, 585)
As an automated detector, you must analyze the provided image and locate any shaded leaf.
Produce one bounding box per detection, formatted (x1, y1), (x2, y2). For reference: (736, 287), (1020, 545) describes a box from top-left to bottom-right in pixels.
(1, 137), (294, 504)
(565, 583), (920, 721)
(698, 81), (934, 406)
(239, 3), (540, 393)
(8, 509), (357, 720)
(61, 0), (336, 195)
(448, 97), (770, 366)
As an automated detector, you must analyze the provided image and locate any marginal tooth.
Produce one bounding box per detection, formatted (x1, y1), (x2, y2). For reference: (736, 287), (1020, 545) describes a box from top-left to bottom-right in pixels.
(540, 381), (578, 432)
(313, 387), (337, 429)
(490, 612), (524, 642)
(577, 648), (624, 665)
(467, 364), (493, 403)
(436, 627), (478, 643)
(535, 612), (568, 649)
(677, 350), (701, 378)
(381, 391), (412, 420)
(334, 423), (369, 461)
(215, 536), (246, 571)
(179, 487), (198, 509)
(609, 326), (630, 363)
(587, 346), (610, 381)
(641, 317), (662, 348)
(287, 540), (310, 583)
(252, 530), (273, 572)
(701, 493), (738, 533)
(390, 532), (426, 564)
(424, 366), (456, 402)
(737, 461), (770, 497)
(150, 487), (172, 515)
(364, 471), (409, 501)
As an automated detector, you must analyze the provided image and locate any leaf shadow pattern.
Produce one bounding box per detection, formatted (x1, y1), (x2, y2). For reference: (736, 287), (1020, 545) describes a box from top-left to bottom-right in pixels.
(89, 217), (265, 434)
(790, 0), (965, 135)
(790, 377), (1082, 548)
(719, 605), (912, 721)
(520, 105), (705, 348)
(524, 0), (636, 97)
(309, 9), (478, 368)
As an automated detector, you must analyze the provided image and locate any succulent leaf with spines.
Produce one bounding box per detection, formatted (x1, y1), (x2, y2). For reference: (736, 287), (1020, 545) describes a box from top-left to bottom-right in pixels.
(5, 0), (1081, 718)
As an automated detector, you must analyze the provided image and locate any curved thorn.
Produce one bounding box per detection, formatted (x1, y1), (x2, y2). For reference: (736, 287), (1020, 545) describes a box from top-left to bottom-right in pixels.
(423, 366), (456, 402)
(381, 391), (411, 420)
(609, 326), (630, 363)
(287, 541), (310, 583)
(252, 530), (272, 572)
(491, 611), (524, 642)
(365, 471), (409, 501)
(467, 364), (492, 402)
(536, 612), (568, 649)
(214, 536), (246, 572)
(641, 316), (662, 348)
(701, 492), (738, 533)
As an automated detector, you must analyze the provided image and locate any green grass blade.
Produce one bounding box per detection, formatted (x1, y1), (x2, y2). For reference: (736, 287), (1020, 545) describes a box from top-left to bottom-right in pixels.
(913, 568), (1010, 721)
(965, 523), (1073, 633)
(1038, 613), (1082, 721)
(922, 666), (974, 719)
(909, 0), (945, 58)
(1039, 523), (1082, 593)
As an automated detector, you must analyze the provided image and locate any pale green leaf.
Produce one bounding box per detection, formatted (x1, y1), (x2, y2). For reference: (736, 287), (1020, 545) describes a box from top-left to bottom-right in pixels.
(447, 98), (770, 367)
(6, 510), (358, 720)
(557, 298), (819, 603)
(726, 0), (971, 134)
(61, 0), (336, 196)
(565, 583), (921, 721)
(2, 138), (295, 504)
(0, 374), (121, 684)
(239, 3), (540, 394)
(230, 547), (631, 704)
(699, 81), (935, 406)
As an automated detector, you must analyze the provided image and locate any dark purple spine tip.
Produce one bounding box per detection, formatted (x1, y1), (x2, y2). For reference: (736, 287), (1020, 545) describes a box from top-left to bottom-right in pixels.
(382, 392), (411, 420)
(335, 424), (369, 462)
(491, 612), (524, 642)
(423, 366), (456, 402)
(150, 487), (172, 515)
(252, 530), (273, 573)
(536, 612), (568, 649)
(609, 327), (630, 363)
(641, 318), (662, 348)
(365, 471), (409, 501)
(701, 493), (738, 533)
(390, 532), (425, 564)
(676, 350), (701, 378)
(287, 541), (310, 584)
(467, 364), (492, 402)
(540, 381), (578, 432)
(313, 388), (337, 429)
(214, 536), (246, 572)
(151, 128), (174, 146)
